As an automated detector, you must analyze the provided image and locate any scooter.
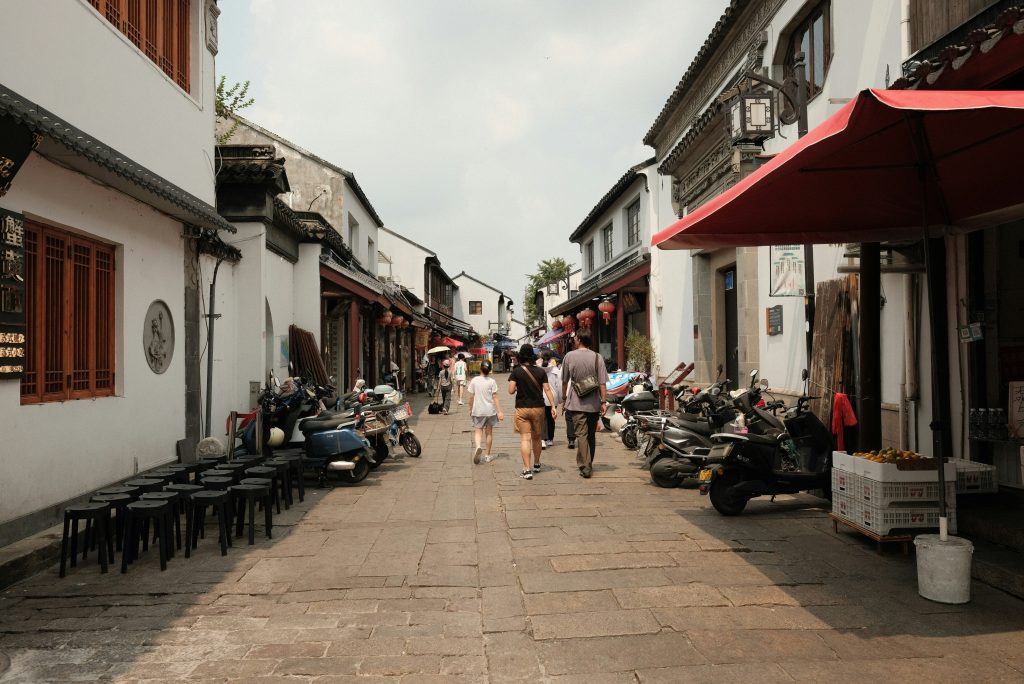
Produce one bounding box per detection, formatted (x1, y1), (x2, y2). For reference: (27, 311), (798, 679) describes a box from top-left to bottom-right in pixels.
(299, 409), (376, 486)
(698, 369), (833, 515)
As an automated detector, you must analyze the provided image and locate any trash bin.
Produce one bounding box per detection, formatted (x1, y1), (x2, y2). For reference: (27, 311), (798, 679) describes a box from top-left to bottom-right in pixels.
(914, 534), (974, 604)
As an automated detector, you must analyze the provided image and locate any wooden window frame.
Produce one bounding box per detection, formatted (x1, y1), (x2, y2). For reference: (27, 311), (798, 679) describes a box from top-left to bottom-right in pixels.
(469, 301), (483, 316)
(21, 221), (116, 404)
(626, 200), (640, 247)
(784, 0), (832, 101)
(602, 224), (614, 262)
(584, 240), (595, 274)
(89, 0), (190, 92)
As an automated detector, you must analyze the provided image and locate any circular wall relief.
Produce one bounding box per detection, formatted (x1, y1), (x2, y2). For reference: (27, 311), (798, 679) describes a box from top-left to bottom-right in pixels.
(143, 300), (174, 374)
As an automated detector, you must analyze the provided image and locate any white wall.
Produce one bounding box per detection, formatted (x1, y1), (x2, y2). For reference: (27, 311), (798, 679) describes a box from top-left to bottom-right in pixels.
(575, 175), (649, 283)
(0, 0), (217, 203)
(454, 275), (502, 334)
(344, 190), (380, 276)
(378, 229), (432, 300)
(650, 169), (695, 380)
(0, 155), (187, 526)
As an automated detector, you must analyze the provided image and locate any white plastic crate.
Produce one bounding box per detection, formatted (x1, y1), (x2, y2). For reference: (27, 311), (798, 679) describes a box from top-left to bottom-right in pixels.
(859, 504), (957, 536)
(832, 469), (955, 506)
(832, 491), (863, 523)
(832, 451), (956, 482)
(954, 460), (998, 494)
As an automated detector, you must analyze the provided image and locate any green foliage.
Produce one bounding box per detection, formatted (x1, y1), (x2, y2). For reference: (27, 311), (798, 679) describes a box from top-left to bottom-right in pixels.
(216, 76), (255, 145)
(624, 330), (654, 373)
(523, 257), (573, 327)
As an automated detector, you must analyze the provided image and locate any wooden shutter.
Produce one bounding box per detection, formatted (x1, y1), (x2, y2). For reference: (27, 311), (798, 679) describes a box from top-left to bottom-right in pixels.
(20, 225), (38, 398)
(42, 231), (67, 401)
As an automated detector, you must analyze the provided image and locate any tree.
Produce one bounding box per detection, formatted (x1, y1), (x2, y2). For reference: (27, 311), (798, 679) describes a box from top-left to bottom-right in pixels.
(523, 257), (573, 327)
(215, 76), (255, 144)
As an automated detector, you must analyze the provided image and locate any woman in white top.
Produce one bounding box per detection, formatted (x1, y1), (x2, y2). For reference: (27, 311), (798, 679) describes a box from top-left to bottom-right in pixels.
(467, 360), (504, 463)
(538, 351), (562, 448)
(454, 355), (469, 404)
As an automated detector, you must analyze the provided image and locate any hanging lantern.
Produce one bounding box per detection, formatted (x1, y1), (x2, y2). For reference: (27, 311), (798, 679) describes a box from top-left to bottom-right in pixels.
(578, 308), (596, 328)
(551, 318), (562, 330)
(562, 315), (576, 333)
(379, 310), (393, 326)
(598, 300), (616, 324)
(391, 315), (404, 328)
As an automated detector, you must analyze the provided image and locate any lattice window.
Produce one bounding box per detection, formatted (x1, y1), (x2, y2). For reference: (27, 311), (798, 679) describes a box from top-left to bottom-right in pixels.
(89, 0), (190, 92)
(21, 221), (116, 404)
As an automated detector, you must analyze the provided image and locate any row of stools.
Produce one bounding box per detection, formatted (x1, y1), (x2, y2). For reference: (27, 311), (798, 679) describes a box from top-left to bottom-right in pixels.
(59, 452), (305, 577)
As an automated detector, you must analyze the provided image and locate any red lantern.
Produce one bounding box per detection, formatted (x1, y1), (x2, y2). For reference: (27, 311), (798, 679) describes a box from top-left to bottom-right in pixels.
(578, 308), (596, 328)
(561, 315), (575, 333)
(379, 310), (393, 326)
(551, 319), (562, 330)
(598, 300), (616, 324)
(391, 315), (404, 328)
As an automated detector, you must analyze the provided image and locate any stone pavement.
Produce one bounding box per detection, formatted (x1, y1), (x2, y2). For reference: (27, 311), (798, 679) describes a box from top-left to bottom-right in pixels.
(2, 375), (1024, 682)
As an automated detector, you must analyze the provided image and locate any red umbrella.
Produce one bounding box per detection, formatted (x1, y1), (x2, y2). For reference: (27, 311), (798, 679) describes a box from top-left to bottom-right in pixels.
(653, 89), (1024, 534)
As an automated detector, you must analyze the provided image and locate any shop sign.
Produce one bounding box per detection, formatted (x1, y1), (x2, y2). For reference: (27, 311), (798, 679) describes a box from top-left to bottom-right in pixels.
(0, 209), (25, 378)
(769, 245), (806, 297)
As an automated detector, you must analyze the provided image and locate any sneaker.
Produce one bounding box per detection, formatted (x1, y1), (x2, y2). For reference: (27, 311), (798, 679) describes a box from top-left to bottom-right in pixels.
(521, 470), (533, 480)
(581, 465), (593, 478)
(473, 446), (483, 464)
(483, 455), (493, 463)
(532, 464), (541, 473)
(568, 442), (576, 449)
(458, 400), (464, 405)
(443, 409), (448, 415)
(541, 441), (547, 450)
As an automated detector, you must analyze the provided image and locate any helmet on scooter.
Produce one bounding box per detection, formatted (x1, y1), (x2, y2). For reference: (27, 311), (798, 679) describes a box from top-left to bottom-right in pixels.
(650, 456), (695, 488)
(266, 427), (285, 447)
(609, 412), (628, 433)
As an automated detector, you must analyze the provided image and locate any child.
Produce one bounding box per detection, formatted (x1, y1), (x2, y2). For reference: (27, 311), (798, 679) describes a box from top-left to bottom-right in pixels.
(438, 359), (453, 414)
(467, 360), (503, 463)
(454, 354), (468, 404)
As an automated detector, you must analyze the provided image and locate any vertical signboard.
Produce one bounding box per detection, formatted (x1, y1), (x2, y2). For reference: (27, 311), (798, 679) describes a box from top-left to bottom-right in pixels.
(0, 209), (25, 378)
(769, 245), (806, 297)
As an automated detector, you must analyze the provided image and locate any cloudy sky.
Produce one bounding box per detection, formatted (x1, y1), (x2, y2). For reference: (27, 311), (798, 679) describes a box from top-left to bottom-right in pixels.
(216, 0), (729, 309)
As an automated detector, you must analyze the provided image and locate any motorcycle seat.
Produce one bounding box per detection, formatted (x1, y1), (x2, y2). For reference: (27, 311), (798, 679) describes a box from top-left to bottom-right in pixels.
(301, 414), (358, 435)
(669, 415), (713, 436)
(712, 432), (779, 447)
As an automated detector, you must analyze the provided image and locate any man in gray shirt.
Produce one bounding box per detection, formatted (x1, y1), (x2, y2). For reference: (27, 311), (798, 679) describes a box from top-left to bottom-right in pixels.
(561, 331), (609, 478)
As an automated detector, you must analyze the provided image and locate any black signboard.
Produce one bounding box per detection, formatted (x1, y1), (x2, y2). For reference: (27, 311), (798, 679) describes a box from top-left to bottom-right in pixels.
(0, 209), (25, 378)
(0, 118), (40, 198)
(765, 305), (783, 336)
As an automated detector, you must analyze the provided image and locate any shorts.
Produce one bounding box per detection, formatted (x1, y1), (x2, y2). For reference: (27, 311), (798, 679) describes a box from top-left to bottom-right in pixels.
(514, 407), (545, 435)
(458, 379), (467, 387)
(471, 414), (498, 428)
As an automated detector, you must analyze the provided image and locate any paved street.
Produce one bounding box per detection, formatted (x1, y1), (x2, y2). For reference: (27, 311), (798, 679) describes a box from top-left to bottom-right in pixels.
(2, 376), (1024, 683)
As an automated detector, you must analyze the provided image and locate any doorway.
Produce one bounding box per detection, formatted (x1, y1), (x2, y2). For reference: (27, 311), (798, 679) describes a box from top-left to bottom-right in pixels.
(723, 267), (738, 390)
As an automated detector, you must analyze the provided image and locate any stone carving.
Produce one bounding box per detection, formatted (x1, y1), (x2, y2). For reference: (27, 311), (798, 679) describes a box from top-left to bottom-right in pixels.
(143, 300), (174, 374)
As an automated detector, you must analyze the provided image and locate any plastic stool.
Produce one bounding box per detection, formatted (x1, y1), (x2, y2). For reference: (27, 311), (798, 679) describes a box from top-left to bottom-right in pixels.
(90, 493), (132, 552)
(278, 453), (306, 503)
(120, 500), (171, 573)
(123, 478), (166, 494)
(263, 459), (292, 509)
(60, 503), (112, 577)
(230, 483), (273, 545)
(190, 490), (232, 555)
(164, 484), (203, 558)
(244, 466), (281, 513)
(140, 491), (182, 554)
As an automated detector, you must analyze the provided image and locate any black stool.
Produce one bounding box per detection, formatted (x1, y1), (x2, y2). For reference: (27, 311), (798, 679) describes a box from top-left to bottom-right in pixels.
(140, 492), (182, 553)
(230, 483), (273, 545)
(95, 485), (141, 500)
(278, 453), (305, 503)
(234, 454), (265, 467)
(263, 459), (292, 509)
(60, 503), (112, 577)
(214, 462), (249, 482)
(174, 462), (204, 484)
(123, 478), (165, 494)
(190, 490), (232, 555)
(201, 475), (235, 491)
(121, 501), (172, 573)
(164, 484), (203, 558)
(90, 493), (132, 552)
(160, 464), (192, 485)
(244, 467), (281, 513)
(197, 456), (227, 469)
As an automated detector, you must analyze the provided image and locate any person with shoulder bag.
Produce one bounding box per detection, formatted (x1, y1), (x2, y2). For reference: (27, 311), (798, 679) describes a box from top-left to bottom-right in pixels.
(560, 331), (609, 478)
(508, 344), (557, 480)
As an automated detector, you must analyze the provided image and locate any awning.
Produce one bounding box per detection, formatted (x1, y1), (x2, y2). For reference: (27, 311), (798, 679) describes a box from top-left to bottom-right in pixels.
(439, 337), (464, 348)
(536, 328), (569, 345)
(652, 89), (1024, 250)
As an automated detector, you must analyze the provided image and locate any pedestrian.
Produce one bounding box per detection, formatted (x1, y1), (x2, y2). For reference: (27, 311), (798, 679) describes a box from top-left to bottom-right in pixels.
(508, 344), (556, 480)
(426, 355), (439, 394)
(467, 360), (503, 464)
(538, 351), (562, 448)
(438, 359), (454, 414)
(561, 331), (609, 478)
(454, 354), (468, 404)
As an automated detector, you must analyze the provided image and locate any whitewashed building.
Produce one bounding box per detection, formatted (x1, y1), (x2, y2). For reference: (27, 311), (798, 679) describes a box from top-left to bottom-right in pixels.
(452, 272), (514, 340)
(0, 0), (230, 542)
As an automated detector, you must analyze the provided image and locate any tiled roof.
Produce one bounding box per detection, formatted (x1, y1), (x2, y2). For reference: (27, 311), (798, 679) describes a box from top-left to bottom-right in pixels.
(569, 159), (655, 243)
(643, 0), (751, 147)
(0, 84), (234, 233)
(891, 5), (1024, 90)
(216, 145), (290, 193)
(453, 271), (507, 298)
(657, 100), (722, 175)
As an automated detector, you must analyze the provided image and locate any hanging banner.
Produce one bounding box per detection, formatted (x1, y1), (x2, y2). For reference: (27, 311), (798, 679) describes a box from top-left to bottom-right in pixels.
(0, 209), (26, 378)
(769, 244), (806, 297)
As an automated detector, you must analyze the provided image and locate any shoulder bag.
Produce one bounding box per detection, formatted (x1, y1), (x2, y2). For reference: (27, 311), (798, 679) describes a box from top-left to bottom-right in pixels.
(516, 365), (544, 394)
(572, 351), (601, 398)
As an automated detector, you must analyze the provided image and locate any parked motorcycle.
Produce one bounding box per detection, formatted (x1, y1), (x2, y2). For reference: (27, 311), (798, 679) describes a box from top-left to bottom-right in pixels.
(698, 369), (834, 515)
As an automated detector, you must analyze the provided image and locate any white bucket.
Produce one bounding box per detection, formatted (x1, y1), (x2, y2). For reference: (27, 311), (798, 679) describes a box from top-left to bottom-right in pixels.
(914, 534), (974, 604)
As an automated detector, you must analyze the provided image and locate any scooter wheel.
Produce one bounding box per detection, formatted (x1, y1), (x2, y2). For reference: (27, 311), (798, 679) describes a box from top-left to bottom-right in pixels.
(400, 433), (422, 457)
(340, 458), (370, 484)
(709, 470), (748, 516)
(368, 439), (389, 469)
(621, 425), (638, 449)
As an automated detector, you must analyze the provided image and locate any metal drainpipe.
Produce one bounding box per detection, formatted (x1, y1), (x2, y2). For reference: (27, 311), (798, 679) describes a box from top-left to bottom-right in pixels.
(204, 258), (224, 438)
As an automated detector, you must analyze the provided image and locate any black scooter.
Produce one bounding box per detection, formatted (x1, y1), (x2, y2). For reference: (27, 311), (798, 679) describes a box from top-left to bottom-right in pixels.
(698, 370), (833, 515)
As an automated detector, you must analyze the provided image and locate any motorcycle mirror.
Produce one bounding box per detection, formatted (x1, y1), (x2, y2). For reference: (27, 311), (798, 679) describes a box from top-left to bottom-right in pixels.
(710, 386), (722, 397)
(760, 378), (769, 390)
(801, 368), (809, 381)
(716, 364), (723, 379)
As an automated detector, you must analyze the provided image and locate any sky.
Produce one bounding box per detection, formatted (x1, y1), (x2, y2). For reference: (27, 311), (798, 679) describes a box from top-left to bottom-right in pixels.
(216, 0), (730, 312)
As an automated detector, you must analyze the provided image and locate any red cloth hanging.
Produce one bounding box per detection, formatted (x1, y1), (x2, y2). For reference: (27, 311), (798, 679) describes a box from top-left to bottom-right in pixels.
(831, 393), (858, 451)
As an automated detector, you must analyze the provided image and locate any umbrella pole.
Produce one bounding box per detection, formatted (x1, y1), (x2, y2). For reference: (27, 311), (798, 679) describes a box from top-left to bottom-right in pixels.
(923, 232), (952, 540)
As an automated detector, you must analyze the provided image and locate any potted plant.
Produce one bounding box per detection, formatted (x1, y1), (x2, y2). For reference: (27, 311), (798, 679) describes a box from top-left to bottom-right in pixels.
(624, 331), (654, 373)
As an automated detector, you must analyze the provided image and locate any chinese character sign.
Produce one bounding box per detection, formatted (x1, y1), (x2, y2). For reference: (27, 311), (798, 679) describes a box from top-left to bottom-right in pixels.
(769, 245), (806, 297)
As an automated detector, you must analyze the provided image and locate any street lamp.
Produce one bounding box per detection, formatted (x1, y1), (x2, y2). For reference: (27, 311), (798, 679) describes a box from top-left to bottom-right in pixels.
(724, 52), (813, 370)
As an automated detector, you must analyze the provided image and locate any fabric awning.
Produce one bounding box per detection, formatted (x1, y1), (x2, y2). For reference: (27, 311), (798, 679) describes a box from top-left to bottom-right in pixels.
(440, 337), (464, 348)
(536, 328), (569, 345)
(652, 89), (1024, 250)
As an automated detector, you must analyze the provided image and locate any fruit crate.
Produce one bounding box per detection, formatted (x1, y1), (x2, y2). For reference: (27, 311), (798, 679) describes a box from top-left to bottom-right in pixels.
(831, 491), (864, 523)
(859, 504), (957, 536)
(833, 451), (956, 482)
(955, 460), (998, 494)
(832, 469), (956, 507)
